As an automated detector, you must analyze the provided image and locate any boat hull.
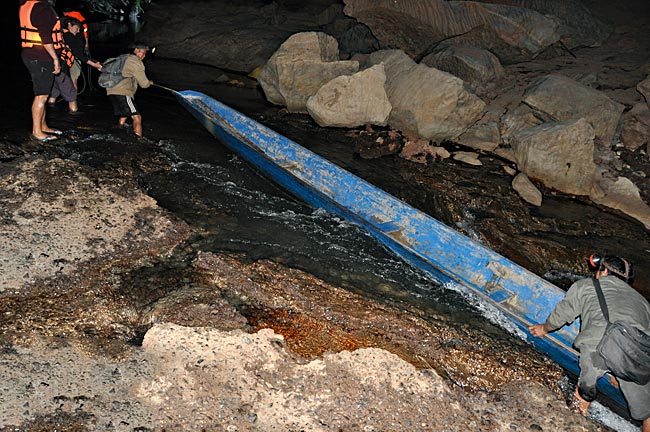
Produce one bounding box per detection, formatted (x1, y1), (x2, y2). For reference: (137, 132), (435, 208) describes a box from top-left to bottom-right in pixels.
(176, 90), (627, 412)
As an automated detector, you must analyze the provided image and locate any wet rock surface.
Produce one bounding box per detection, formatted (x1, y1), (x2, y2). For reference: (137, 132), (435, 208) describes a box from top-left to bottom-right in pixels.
(0, 98), (613, 431)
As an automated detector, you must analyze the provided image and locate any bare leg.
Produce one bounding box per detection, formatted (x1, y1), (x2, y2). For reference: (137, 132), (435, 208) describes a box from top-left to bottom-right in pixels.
(643, 418), (649, 432)
(132, 114), (143, 137)
(31, 95), (49, 139)
(118, 117), (127, 128)
(69, 100), (79, 112)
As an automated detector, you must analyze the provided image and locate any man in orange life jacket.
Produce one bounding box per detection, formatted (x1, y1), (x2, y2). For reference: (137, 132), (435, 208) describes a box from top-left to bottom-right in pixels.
(19, 0), (63, 141)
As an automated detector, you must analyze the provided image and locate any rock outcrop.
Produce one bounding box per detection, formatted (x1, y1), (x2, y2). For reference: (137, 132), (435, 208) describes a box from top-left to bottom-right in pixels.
(258, 32), (359, 113)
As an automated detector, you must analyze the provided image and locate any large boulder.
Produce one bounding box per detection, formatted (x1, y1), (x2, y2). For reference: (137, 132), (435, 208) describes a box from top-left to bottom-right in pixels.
(522, 74), (624, 147)
(366, 50), (486, 141)
(511, 118), (597, 196)
(306, 64), (392, 128)
(258, 32), (360, 113)
(343, 0), (560, 64)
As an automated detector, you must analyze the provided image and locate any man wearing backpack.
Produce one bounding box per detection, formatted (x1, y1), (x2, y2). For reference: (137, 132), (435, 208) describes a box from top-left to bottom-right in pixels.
(105, 43), (153, 138)
(529, 255), (650, 431)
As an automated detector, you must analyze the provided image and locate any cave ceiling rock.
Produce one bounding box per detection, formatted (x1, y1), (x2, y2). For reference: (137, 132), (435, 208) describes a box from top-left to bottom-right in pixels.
(258, 32), (360, 113)
(342, 0), (561, 64)
(139, 1), (336, 73)
(472, 0), (610, 49)
(365, 49), (487, 142)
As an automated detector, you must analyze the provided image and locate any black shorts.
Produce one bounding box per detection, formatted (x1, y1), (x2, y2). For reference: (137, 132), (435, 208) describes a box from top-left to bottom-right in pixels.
(22, 57), (55, 96)
(109, 95), (140, 117)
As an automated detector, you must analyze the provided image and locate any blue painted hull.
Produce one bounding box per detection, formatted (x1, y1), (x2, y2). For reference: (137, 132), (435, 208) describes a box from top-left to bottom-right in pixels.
(176, 90), (627, 412)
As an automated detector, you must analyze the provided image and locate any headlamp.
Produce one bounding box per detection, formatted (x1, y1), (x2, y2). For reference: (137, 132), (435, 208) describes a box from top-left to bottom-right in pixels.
(588, 253), (602, 270)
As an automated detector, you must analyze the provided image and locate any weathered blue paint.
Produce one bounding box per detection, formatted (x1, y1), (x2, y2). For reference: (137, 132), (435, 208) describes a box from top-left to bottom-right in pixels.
(177, 90), (628, 412)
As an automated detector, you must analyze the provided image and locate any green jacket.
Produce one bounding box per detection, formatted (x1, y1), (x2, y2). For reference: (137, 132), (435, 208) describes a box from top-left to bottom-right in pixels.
(106, 54), (151, 97)
(546, 275), (650, 349)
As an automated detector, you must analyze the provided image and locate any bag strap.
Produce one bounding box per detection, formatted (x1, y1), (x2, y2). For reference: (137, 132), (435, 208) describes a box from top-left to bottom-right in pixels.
(592, 278), (611, 323)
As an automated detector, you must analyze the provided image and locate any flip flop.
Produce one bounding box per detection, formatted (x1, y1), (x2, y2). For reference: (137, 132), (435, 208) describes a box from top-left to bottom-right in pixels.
(32, 134), (59, 143)
(45, 129), (63, 136)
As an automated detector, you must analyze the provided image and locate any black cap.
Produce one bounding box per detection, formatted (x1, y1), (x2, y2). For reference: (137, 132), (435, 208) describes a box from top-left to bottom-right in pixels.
(131, 43), (150, 51)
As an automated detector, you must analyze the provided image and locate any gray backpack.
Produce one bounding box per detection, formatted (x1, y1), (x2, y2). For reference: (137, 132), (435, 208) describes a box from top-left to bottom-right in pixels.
(593, 278), (650, 385)
(98, 54), (129, 89)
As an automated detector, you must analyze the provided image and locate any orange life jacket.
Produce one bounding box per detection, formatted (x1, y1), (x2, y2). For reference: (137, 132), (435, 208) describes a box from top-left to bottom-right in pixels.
(19, 0), (64, 49)
(60, 46), (75, 68)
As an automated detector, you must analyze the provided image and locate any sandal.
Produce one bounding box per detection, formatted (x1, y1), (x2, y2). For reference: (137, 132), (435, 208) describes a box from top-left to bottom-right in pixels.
(32, 134), (59, 143)
(45, 129), (63, 136)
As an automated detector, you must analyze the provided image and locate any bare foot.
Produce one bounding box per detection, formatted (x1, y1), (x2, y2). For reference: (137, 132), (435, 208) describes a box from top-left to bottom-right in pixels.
(570, 388), (590, 416)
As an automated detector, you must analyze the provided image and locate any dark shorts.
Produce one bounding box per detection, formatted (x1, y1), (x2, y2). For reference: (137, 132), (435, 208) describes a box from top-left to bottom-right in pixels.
(109, 95), (139, 117)
(22, 57), (55, 96)
(50, 72), (77, 102)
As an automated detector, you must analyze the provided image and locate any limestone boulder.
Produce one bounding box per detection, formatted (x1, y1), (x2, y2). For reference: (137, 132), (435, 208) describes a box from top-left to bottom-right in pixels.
(306, 64), (392, 128)
(367, 50), (486, 142)
(522, 74), (624, 147)
(258, 32), (359, 113)
(512, 173), (543, 206)
(511, 118), (597, 196)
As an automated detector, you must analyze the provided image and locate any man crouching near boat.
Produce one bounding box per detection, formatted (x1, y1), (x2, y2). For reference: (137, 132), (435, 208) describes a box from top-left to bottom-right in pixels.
(529, 255), (650, 431)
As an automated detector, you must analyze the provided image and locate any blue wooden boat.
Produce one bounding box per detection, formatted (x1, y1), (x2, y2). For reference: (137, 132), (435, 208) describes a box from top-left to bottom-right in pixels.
(175, 90), (628, 412)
